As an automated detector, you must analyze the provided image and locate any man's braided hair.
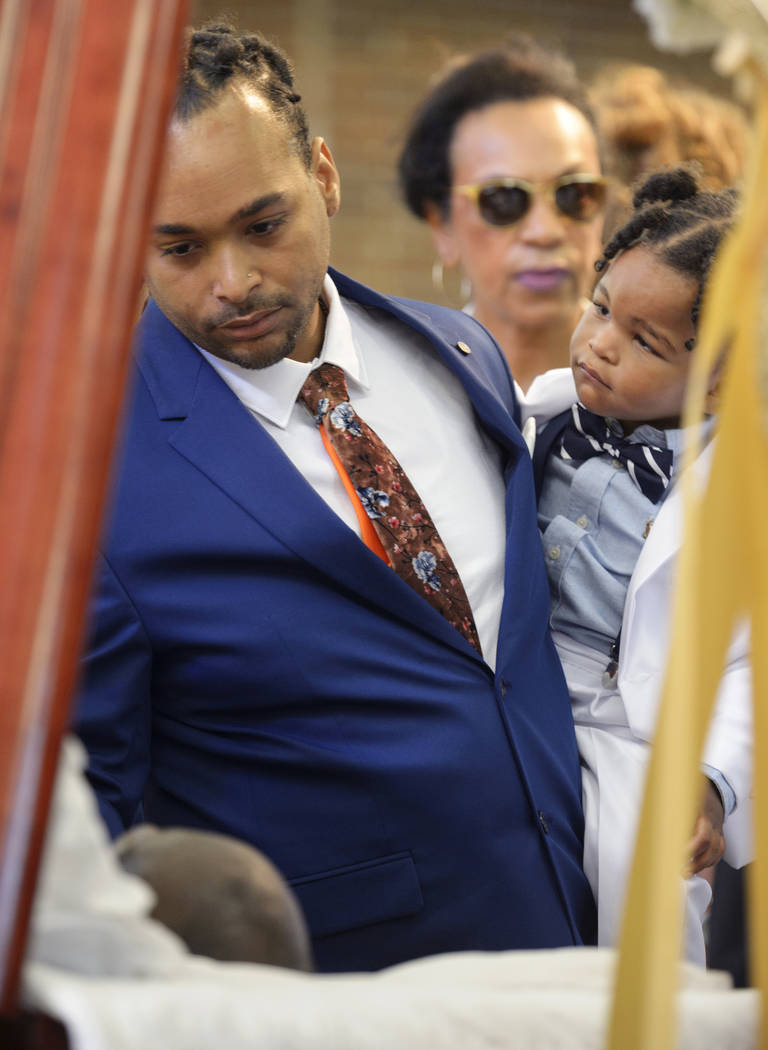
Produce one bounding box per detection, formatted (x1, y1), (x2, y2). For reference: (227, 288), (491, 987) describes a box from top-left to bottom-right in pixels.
(596, 167), (738, 349)
(175, 22), (311, 167)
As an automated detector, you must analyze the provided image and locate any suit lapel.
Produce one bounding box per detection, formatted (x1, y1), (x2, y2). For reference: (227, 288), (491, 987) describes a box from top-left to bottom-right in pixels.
(135, 300), (486, 663)
(530, 410), (572, 499)
(626, 440), (714, 599)
(621, 443), (717, 674)
(626, 487), (681, 597)
(330, 268), (524, 459)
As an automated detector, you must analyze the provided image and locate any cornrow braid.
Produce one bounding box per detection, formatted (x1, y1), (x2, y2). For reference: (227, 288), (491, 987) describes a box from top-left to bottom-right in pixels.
(175, 22), (311, 167)
(596, 167), (738, 348)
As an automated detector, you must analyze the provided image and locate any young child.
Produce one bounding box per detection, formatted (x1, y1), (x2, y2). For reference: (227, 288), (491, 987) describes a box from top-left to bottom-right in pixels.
(531, 167), (752, 964)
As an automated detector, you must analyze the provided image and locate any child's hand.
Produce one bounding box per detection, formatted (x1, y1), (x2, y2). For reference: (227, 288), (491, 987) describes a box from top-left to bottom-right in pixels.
(684, 777), (725, 877)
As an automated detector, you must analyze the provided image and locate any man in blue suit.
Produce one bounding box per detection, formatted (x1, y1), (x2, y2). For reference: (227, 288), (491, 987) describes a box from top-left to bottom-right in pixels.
(75, 21), (595, 972)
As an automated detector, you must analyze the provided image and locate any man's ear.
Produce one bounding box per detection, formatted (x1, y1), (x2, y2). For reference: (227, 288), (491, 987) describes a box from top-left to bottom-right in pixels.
(311, 137), (341, 217)
(424, 201), (460, 268)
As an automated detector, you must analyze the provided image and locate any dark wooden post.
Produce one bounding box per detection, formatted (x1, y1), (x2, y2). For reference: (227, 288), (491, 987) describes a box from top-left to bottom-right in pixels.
(0, 0), (187, 1021)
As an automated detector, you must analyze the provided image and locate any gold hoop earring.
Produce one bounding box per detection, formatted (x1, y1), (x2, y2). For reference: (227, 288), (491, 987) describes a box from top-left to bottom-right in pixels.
(431, 259), (444, 293)
(431, 260), (471, 305)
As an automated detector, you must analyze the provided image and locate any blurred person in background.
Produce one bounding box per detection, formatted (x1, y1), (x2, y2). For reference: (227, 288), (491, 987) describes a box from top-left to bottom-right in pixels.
(398, 35), (608, 409)
(590, 63), (749, 202)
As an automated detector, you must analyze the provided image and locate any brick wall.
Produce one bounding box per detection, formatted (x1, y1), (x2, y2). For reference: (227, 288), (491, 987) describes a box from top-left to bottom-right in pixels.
(191, 0), (739, 305)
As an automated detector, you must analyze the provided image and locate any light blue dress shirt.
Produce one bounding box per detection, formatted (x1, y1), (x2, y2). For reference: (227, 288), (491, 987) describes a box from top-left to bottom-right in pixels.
(538, 416), (734, 814)
(538, 419), (676, 657)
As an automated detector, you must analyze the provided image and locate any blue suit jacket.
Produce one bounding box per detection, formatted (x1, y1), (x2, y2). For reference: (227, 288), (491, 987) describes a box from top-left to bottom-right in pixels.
(75, 269), (596, 970)
(531, 410), (574, 498)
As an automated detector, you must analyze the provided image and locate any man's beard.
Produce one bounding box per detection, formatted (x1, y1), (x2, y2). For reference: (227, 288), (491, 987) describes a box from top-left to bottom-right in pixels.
(151, 275), (323, 369)
(183, 286), (313, 370)
(199, 300), (310, 370)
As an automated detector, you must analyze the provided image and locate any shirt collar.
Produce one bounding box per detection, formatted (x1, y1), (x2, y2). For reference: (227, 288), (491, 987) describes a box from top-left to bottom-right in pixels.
(195, 274), (370, 429)
(599, 414), (715, 461)
(608, 419), (668, 447)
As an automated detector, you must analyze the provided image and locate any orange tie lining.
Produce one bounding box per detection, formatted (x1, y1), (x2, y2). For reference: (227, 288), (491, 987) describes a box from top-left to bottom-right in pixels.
(319, 424), (390, 564)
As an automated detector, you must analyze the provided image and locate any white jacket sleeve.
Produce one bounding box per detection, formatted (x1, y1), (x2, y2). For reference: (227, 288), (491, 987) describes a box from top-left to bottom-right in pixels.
(618, 476), (753, 868)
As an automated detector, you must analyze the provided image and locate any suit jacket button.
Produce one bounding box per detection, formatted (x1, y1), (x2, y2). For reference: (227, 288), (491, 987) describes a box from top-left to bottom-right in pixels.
(538, 810), (550, 834)
(456, 341), (472, 355)
(499, 677), (508, 698)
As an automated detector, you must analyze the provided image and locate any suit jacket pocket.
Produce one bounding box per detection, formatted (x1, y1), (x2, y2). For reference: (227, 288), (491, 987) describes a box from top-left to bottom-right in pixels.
(289, 850), (423, 939)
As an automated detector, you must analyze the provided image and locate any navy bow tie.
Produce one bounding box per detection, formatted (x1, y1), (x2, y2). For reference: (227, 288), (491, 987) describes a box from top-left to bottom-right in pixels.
(559, 403), (673, 504)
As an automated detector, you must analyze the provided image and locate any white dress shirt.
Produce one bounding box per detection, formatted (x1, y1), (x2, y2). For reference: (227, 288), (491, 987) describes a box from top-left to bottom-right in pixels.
(197, 275), (507, 668)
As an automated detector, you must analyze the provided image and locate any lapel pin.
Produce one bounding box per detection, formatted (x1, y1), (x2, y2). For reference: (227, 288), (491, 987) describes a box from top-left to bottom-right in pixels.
(456, 341), (472, 355)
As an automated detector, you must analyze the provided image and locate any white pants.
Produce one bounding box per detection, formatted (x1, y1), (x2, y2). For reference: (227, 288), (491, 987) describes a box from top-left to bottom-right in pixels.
(553, 632), (711, 965)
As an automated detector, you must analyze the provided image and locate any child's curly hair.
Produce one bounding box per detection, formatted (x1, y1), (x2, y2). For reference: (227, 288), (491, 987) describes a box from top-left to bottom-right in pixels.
(596, 167), (738, 349)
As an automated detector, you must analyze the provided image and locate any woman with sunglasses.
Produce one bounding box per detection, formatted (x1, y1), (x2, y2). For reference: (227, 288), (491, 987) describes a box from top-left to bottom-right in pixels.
(398, 36), (607, 404)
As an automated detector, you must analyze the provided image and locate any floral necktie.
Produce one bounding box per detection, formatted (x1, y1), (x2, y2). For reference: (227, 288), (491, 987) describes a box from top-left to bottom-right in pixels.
(299, 363), (481, 654)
